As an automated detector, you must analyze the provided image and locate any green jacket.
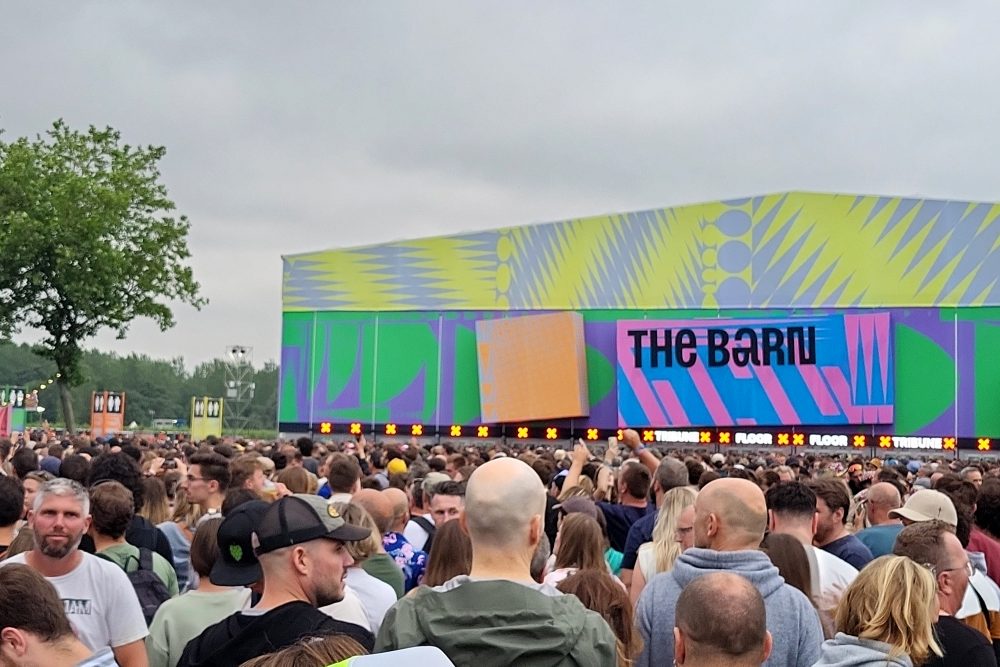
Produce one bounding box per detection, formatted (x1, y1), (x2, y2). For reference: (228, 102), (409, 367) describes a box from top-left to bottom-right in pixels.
(375, 578), (617, 667)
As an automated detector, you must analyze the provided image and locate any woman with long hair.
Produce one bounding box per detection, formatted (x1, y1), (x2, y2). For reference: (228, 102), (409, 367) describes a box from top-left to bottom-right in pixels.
(140, 476), (171, 526)
(559, 569), (642, 667)
(157, 487), (205, 591)
(760, 532), (813, 601)
(629, 487), (697, 605)
(812, 555), (942, 666)
(545, 513), (614, 587)
(421, 519), (472, 587)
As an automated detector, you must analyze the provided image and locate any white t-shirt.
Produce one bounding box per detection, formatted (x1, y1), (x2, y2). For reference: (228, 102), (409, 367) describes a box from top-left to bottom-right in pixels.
(1, 552), (148, 651)
(403, 514), (435, 552)
(319, 585), (371, 631)
(959, 569), (1000, 618)
(76, 647), (119, 667)
(636, 542), (657, 579)
(811, 545), (858, 596)
(345, 566), (396, 635)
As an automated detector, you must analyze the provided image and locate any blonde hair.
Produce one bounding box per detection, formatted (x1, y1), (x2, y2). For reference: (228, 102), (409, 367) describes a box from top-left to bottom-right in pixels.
(650, 487), (698, 573)
(835, 555), (942, 663)
(139, 477), (170, 526)
(239, 634), (366, 667)
(558, 479), (594, 503)
(331, 502), (381, 562)
(170, 488), (205, 528)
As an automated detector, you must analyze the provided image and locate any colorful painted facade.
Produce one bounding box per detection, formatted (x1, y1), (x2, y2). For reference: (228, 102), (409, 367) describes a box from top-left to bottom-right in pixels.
(281, 192), (1000, 442)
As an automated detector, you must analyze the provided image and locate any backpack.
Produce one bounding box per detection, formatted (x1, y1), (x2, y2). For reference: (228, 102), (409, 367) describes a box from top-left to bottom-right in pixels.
(411, 515), (436, 553)
(97, 547), (171, 625)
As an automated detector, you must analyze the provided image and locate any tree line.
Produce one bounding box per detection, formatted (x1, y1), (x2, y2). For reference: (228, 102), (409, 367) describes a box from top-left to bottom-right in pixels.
(0, 342), (278, 431)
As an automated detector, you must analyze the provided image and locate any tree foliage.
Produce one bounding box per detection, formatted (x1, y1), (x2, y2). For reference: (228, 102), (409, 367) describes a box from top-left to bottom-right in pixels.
(0, 120), (205, 432)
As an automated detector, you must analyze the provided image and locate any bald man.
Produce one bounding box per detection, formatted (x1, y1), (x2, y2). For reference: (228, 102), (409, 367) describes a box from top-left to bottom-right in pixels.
(636, 478), (822, 667)
(383, 488), (410, 534)
(674, 572), (772, 667)
(855, 482), (904, 558)
(375, 458), (617, 665)
(353, 489), (423, 592)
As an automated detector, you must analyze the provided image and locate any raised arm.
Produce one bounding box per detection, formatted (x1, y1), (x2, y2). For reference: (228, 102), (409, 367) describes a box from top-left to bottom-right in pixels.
(621, 429), (658, 475)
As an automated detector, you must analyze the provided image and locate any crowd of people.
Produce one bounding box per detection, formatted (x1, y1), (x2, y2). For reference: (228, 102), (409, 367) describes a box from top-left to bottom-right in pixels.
(1, 426), (1000, 666)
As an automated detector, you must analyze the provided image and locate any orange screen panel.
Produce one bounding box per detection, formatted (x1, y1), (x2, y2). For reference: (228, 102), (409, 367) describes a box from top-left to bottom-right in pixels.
(476, 312), (589, 423)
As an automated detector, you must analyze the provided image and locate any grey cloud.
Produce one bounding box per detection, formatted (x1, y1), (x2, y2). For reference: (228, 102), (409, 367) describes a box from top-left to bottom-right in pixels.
(3, 2), (999, 368)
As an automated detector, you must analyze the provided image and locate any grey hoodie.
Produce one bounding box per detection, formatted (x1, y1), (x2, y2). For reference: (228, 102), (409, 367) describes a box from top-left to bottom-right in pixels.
(811, 633), (913, 666)
(636, 547), (823, 667)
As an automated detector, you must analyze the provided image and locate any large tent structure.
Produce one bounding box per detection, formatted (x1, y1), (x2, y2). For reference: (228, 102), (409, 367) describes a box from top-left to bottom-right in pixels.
(280, 192), (1000, 455)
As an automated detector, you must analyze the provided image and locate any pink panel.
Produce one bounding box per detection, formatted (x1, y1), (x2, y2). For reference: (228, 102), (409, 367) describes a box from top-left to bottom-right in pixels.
(798, 364), (841, 417)
(652, 380), (690, 425)
(875, 313), (891, 394)
(617, 342), (668, 426)
(752, 364), (801, 423)
(822, 367), (863, 422)
(843, 314), (860, 396)
(687, 357), (733, 424)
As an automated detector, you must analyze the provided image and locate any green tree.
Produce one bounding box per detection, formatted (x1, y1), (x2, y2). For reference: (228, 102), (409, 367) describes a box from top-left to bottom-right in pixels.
(0, 120), (205, 433)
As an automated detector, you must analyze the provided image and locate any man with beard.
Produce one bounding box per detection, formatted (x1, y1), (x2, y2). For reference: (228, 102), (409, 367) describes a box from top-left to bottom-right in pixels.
(0, 479), (148, 667)
(177, 494), (374, 667)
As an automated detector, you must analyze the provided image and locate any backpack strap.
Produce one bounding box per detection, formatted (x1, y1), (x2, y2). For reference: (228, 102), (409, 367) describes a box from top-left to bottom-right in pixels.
(95, 550), (136, 573)
(412, 515), (435, 533)
(138, 547), (154, 572)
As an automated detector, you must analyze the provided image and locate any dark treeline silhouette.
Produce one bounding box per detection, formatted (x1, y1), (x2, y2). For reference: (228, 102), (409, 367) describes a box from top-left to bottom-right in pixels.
(0, 343), (277, 430)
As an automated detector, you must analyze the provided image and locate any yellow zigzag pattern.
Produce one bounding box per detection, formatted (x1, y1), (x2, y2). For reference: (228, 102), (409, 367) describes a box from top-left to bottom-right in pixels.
(282, 192), (1000, 311)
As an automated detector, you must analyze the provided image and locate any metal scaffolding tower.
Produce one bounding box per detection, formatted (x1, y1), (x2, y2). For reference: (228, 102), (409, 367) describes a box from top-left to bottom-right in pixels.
(224, 345), (255, 436)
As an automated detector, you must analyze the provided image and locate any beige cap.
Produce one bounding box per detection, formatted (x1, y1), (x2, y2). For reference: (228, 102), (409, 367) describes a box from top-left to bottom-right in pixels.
(889, 489), (957, 527)
(422, 472), (451, 495)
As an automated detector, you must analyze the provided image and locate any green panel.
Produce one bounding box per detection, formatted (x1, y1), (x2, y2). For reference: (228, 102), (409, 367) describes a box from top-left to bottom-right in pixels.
(372, 317), (440, 422)
(893, 324), (954, 433)
(279, 312), (314, 422)
(357, 319), (378, 423)
(956, 307), (1000, 322)
(586, 345), (614, 406)
(452, 325), (481, 424)
(975, 321), (1000, 435)
(281, 311), (314, 347)
(326, 315), (374, 422)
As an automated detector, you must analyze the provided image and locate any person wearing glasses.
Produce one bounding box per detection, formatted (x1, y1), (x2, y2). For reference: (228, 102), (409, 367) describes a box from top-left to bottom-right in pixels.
(179, 453), (230, 522)
(894, 520), (997, 666)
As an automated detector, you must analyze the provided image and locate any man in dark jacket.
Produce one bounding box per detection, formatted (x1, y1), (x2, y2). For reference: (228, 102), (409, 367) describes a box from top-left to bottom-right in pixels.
(177, 494), (374, 667)
(376, 457), (616, 666)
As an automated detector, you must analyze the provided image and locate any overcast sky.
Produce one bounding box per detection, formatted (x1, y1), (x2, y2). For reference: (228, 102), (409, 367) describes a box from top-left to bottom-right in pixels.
(3, 2), (997, 370)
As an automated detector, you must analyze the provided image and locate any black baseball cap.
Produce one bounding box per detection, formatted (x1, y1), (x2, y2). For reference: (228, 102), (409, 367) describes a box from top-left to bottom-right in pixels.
(253, 494), (371, 556)
(210, 500), (268, 586)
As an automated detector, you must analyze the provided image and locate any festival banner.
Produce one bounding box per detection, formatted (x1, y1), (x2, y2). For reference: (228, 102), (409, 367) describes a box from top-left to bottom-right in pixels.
(616, 314), (893, 428)
(0, 387), (27, 437)
(191, 397), (223, 441)
(90, 391), (126, 437)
